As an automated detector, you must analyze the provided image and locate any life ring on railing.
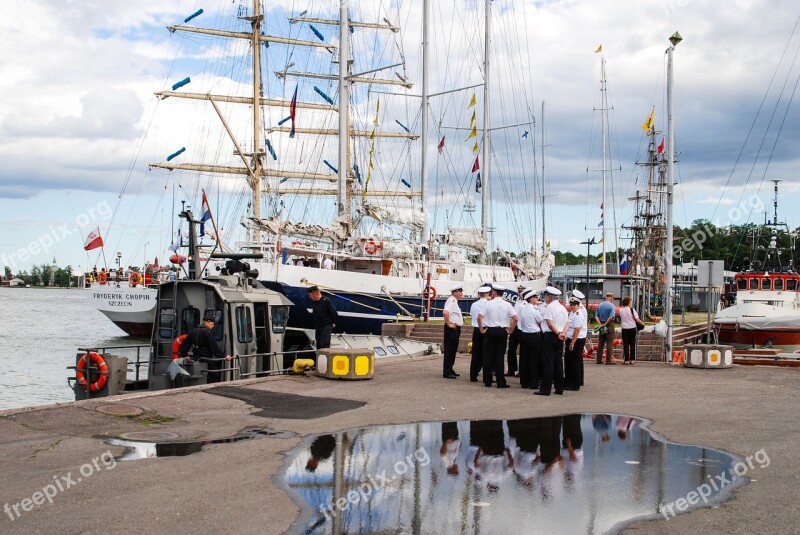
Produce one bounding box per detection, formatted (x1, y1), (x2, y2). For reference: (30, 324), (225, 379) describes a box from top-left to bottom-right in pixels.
(97, 271), (108, 285)
(129, 271), (141, 287)
(422, 286), (437, 300)
(172, 334), (188, 360)
(76, 352), (109, 393)
(364, 239), (379, 255)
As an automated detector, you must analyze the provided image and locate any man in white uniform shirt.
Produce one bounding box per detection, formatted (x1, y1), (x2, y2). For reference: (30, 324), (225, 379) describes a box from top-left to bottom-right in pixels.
(564, 297), (588, 391)
(442, 284), (464, 379)
(469, 285), (492, 382)
(506, 284), (528, 377)
(517, 289), (543, 389)
(536, 286), (568, 396)
(478, 284), (517, 389)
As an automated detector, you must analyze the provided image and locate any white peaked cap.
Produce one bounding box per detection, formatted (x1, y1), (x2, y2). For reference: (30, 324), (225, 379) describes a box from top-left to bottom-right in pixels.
(491, 283), (506, 292)
(544, 286), (562, 296)
(450, 284), (464, 292)
(477, 285), (492, 294)
(571, 289), (585, 300)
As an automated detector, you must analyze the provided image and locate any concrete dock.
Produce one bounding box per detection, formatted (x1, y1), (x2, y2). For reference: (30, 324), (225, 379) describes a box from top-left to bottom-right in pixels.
(1, 354), (798, 534)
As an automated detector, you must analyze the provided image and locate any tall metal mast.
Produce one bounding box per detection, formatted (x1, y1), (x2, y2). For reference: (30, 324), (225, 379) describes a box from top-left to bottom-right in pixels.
(251, 0), (263, 243)
(337, 3), (350, 219)
(480, 0), (491, 247)
(541, 101), (547, 256)
(420, 0), (429, 218)
(599, 56), (608, 274)
(664, 31), (682, 361)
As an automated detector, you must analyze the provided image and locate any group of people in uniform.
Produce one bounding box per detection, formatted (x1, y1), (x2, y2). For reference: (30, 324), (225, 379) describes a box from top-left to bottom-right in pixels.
(443, 282), (589, 396)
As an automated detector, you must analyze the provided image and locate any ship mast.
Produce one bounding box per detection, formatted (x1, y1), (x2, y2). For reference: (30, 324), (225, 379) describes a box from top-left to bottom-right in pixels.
(599, 56), (609, 274)
(481, 0), (491, 251)
(251, 0), (263, 244)
(337, 3), (350, 222)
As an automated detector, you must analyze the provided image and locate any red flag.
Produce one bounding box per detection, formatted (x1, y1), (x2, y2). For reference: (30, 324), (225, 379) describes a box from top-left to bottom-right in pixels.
(471, 155), (480, 173)
(437, 136), (445, 154)
(657, 138), (665, 154)
(289, 84), (298, 138)
(83, 227), (103, 251)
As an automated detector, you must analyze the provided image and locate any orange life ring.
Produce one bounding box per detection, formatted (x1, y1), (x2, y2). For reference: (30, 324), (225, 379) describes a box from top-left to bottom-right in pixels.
(129, 271), (141, 287)
(364, 240), (378, 255)
(76, 352), (109, 393)
(171, 334), (188, 360)
(97, 271), (108, 285)
(422, 286), (437, 300)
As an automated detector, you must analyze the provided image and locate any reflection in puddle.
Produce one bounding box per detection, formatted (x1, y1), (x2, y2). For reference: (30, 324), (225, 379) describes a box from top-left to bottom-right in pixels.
(106, 428), (291, 460)
(284, 415), (746, 534)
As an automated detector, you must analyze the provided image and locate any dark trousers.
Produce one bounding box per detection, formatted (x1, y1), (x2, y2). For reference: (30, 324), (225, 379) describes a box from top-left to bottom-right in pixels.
(540, 332), (564, 394)
(519, 332), (542, 388)
(621, 328), (637, 361)
(596, 325), (615, 363)
(470, 328), (485, 381)
(507, 327), (520, 374)
(483, 327), (508, 387)
(316, 324), (332, 350)
(443, 324), (461, 376)
(564, 337), (586, 389)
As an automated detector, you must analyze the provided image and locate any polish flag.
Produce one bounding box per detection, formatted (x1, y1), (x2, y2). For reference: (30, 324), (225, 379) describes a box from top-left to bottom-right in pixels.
(83, 227), (104, 251)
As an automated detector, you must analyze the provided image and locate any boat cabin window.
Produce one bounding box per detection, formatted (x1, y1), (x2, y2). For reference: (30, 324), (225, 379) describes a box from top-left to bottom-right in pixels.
(158, 308), (175, 338)
(774, 278), (784, 290)
(788, 279), (797, 291)
(762, 278), (772, 290)
(737, 278), (747, 290)
(749, 278), (759, 290)
(236, 306), (253, 343)
(181, 306), (200, 333)
(204, 309), (223, 340)
(271, 305), (289, 334)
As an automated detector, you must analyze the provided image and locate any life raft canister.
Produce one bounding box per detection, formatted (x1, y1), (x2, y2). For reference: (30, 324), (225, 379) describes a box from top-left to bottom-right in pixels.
(76, 352), (109, 392)
(172, 334), (188, 360)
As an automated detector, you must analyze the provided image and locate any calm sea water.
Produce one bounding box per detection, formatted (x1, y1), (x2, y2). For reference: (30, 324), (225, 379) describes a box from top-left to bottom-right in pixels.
(0, 287), (146, 410)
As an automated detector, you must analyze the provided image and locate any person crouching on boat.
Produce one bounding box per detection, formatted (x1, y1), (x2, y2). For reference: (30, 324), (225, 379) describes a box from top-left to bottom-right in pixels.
(308, 286), (338, 349)
(443, 284), (464, 379)
(178, 312), (231, 383)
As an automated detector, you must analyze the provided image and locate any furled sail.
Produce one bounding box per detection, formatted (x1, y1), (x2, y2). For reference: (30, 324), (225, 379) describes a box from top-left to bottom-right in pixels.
(242, 215), (352, 241)
(445, 228), (487, 252)
(360, 204), (425, 230)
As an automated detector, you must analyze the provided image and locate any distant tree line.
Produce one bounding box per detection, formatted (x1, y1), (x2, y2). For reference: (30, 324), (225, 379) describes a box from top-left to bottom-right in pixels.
(3, 264), (81, 287)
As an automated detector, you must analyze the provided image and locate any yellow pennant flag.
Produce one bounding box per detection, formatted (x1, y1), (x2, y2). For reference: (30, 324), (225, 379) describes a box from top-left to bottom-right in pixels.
(465, 126), (477, 141)
(641, 109), (655, 132)
(468, 92), (477, 108)
(595, 44), (602, 54)
(469, 110), (476, 129)
(373, 99), (380, 127)
(473, 141), (479, 154)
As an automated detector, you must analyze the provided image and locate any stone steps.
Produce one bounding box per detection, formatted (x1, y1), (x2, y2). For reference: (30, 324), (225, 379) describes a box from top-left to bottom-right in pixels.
(384, 320), (713, 361)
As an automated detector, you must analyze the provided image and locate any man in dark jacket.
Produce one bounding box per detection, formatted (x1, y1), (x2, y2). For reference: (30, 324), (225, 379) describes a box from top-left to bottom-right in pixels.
(308, 286), (338, 349)
(179, 312), (231, 383)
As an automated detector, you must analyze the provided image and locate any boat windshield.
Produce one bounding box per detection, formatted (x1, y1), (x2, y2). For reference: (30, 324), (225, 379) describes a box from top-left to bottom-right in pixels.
(774, 278), (784, 290)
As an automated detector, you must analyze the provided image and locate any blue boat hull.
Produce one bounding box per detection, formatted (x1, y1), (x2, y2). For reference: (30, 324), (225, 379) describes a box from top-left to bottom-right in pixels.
(260, 281), (478, 335)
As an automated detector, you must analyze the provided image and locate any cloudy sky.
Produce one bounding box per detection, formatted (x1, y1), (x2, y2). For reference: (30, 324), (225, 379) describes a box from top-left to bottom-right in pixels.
(0, 0), (798, 274)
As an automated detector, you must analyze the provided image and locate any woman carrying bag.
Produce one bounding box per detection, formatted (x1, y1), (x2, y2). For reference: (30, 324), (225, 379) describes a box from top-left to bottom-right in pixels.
(619, 296), (646, 365)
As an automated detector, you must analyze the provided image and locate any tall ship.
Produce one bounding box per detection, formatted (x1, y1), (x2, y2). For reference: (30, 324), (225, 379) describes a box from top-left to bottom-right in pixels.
(135, 0), (553, 335)
(713, 180), (800, 350)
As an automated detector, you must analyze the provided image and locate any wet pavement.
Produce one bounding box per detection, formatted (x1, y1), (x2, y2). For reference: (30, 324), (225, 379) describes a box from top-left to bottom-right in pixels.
(0, 354), (798, 534)
(283, 415), (747, 534)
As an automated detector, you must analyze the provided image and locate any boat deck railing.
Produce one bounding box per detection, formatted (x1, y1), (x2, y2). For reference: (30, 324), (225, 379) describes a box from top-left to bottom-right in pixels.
(78, 344), (151, 383)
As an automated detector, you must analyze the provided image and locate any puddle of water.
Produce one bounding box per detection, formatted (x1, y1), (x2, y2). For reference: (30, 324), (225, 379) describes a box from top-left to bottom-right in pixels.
(283, 415), (747, 534)
(105, 427), (292, 461)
